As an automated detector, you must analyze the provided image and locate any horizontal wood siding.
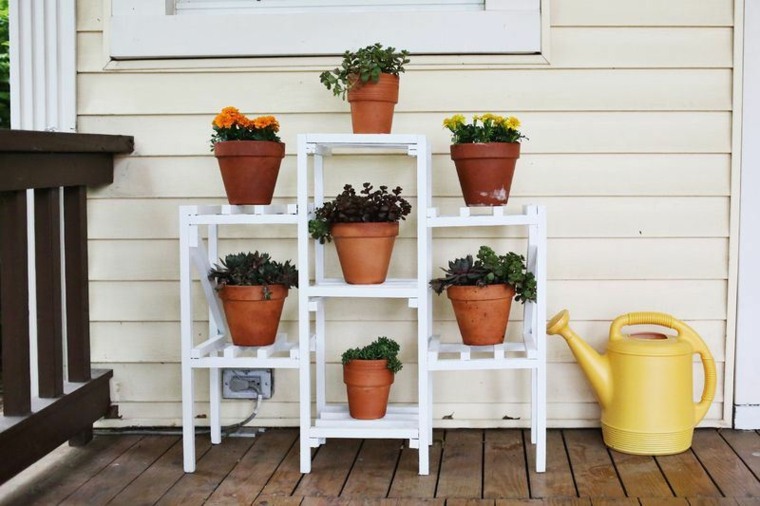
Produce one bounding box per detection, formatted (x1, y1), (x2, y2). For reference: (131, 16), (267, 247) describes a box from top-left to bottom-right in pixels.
(77, 0), (736, 427)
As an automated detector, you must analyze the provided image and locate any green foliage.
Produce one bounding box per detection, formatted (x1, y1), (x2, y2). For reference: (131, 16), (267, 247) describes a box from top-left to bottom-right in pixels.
(341, 336), (403, 374)
(309, 183), (412, 244)
(430, 245), (537, 303)
(209, 251), (298, 299)
(443, 113), (526, 145)
(0, 0), (10, 128)
(319, 42), (410, 100)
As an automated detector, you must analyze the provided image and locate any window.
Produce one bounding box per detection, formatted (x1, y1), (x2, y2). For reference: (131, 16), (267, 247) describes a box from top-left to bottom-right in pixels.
(110, 0), (543, 59)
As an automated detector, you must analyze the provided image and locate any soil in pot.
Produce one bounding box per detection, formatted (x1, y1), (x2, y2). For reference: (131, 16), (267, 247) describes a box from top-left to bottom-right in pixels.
(331, 222), (399, 284)
(214, 140), (285, 205)
(447, 284), (516, 345)
(218, 284), (288, 346)
(450, 142), (520, 206)
(343, 359), (394, 419)
(347, 73), (400, 134)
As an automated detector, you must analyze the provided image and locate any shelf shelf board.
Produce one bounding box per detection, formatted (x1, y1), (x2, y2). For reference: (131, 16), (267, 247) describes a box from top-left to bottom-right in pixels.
(303, 133), (425, 152)
(189, 333), (299, 369)
(306, 278), (421, 298)
(181, 204), (298, 225)
(307, 404), (420, 440)
(427, 336), (540, 371)
(427, 206), (540, 228)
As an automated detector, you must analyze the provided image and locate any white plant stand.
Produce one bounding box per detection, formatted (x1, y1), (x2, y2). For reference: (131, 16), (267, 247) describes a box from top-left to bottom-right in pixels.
(425, 204), (547, 472)
(297, 134), (432, 475)
(179, 203), (300, 473)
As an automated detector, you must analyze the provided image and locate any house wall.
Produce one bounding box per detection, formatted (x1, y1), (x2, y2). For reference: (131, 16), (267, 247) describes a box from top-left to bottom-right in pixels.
(77, 0), (737, 428)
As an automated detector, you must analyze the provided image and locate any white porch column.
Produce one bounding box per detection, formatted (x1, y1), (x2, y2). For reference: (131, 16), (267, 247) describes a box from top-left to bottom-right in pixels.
(9, 0), (76, 131)
(735, 0), (760, 429)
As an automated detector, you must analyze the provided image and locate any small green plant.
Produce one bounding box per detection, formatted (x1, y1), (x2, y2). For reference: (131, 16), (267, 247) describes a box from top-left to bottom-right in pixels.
(209, 106), (281, 149)
(209, 251), (298, 299)
(309, 183), (412, 244)
(319, 42), (410, 100)
(341, 336), (403, 374)
(443, 113), (527, 145)
(430, 245), (537, 303)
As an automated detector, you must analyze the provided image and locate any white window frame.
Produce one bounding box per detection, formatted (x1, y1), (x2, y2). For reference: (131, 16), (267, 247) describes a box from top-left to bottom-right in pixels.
(109, 0), (544, 60)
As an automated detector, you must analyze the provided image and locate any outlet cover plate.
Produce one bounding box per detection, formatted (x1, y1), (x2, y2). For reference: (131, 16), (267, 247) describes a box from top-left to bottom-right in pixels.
(222, 368), (273, 399)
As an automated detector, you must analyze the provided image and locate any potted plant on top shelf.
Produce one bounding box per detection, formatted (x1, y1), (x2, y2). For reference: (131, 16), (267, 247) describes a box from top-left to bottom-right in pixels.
(443, 113), (527, 207)
(210, 106), (285, 205)
(430, 246), (536, 346)
(342, 336), (403, 420)
(309, 182), (412, 285)
(209, 251), (298, 347)
(320, 43), (410, 134)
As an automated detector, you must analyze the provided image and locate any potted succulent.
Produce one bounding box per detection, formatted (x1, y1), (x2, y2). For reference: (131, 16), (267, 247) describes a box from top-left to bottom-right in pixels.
(341, 336), (403, 419)
(309, 182), (412, 284)
(210, 106), (285, 205)
(443, 113), (527, 206)
(430, 246), (537, 346)
(209, 251), (298, 347)
(319, 43), (410, 134)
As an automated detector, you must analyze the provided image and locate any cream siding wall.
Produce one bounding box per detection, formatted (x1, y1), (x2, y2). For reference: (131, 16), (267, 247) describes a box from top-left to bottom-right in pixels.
(77, 0), (736, 427)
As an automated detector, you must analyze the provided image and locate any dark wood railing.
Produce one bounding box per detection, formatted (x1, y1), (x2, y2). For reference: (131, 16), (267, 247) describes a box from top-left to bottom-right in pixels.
(0, 129), (134, 483)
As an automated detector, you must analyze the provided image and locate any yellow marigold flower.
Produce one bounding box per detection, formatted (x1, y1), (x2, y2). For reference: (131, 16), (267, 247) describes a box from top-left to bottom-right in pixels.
(504, 116), (521, 130)
(480, 113), (498, 123)
(442, 114), (465, 129)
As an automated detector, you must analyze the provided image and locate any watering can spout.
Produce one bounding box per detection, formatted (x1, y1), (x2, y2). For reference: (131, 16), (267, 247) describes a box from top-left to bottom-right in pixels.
(547, 310), (613, 409)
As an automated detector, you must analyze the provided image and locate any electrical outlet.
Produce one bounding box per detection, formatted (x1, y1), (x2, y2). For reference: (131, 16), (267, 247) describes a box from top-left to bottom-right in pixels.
(222, 369), (273, 399)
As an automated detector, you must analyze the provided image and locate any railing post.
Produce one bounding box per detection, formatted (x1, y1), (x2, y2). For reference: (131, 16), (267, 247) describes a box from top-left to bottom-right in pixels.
(0, 189), (31, 415)
(35, 187), (64, 398)
(64, 185), (91, 382)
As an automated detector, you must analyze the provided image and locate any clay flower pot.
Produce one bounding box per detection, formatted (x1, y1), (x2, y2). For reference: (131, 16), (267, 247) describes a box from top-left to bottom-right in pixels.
(218, 284), (288, 346)
(347, 73), (400, 134)
(447, 284), (516, 345)
(343, 359), (394, 419)
(331, 222), (399, 284)
(450, 142), (520, 206)
(213, 140), (285, 205)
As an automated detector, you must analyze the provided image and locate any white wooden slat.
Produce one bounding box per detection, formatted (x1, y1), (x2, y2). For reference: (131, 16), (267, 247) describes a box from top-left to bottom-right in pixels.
(78, 111), (733, 157)
(77, 69), (731, 115)
(88, 196), (729, 240)
(551, 27), (733, 68)
(93, 154), (730, 199)
(551, 0), (733, 27)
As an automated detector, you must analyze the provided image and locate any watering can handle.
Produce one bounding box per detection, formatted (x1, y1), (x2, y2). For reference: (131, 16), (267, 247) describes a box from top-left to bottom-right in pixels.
(610, 312), (717, 424)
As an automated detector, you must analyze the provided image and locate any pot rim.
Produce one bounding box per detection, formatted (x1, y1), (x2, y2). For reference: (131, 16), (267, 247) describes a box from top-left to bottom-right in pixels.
(218, 284), (289, 301)
(331, 221), (400, 238)
(446, 283), (516, 301)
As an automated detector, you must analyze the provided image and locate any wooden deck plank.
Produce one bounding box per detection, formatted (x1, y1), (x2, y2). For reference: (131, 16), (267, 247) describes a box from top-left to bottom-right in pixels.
(259, 436), (306, 497)
(0, 434), (142, 505)
(436, 429), (483, 499)
(60, 435), (178, 505)
(341, 439), (402, 498)
(691, 430), (760, 498)
(387, 436), (443, 498)
(719, 430), (760, 481)
(109, 436), (213, 506)
(735, 498), (760, 506)
(294, 439), (362, 497)
(156, 436), (256, 505)
(610, 449), (674, 498)
(564, 429), (625, 498)
(638, 499), (689, 506)
(254, 496), (304, 505)
(206, 429), (299, 504)
(446, 500), (495, 506)
(656, 449), (722, 498)
(484, 430), (530, 499)
(686, 498), (742, 505)
(527, 430), (577, 498)
(590, 499), (639, 506)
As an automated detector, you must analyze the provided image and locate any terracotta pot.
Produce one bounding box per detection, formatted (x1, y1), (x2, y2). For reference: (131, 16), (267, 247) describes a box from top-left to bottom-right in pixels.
(331, 222), (399, 284)
(447, 284), (515, 346)
(450, 142), (521, 207)
(343, 359), (394, 419)
(347, 73), (400, 134)
(218, 284), (288, 346)
(213, 140), (285, 205)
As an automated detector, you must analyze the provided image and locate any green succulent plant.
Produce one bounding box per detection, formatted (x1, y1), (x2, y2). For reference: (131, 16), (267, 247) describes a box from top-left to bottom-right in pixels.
(341, 336), (403, 374)
(209, 251), (298, 300)
(319, 42), (410, 100)
(430, 246), (537, 303)
(309, 183), (412, 244)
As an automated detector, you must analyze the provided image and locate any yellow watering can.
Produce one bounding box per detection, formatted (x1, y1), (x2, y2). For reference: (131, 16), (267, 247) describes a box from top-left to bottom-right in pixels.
(547, 310), (717, 455)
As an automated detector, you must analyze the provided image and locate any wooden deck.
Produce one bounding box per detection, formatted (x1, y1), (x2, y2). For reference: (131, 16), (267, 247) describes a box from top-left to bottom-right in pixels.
(1, 428), (759, 505)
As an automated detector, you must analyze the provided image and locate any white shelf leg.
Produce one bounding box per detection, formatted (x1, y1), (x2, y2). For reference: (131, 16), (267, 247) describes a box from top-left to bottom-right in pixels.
(297, 134), (312, 473)
(209, 367), (222, 444)
(535, 205), (548, 472)
(180, 209), (197, 472)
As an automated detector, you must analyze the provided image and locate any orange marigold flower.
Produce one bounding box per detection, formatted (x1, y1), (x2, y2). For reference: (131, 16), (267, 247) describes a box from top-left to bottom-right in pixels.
(252, 115), (280, 131)
(213, 106), (248, 129)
